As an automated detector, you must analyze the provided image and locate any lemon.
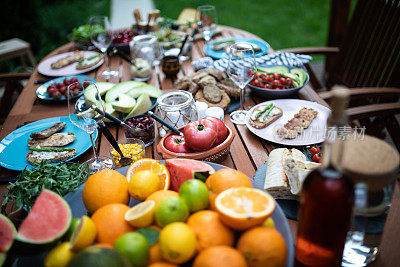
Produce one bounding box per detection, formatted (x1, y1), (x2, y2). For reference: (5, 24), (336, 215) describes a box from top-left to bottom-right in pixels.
(44, 242), (74, 267)
(114, 232), (150, 267)
(262, 218), (275, 228)
(159, 222), (196, 264)
(125, 200), (156, 228)
(129, 170), (162, 201)
(69, 215), (97, 252)
(63, 218), (81, 241)
(155, 197), (189, 227)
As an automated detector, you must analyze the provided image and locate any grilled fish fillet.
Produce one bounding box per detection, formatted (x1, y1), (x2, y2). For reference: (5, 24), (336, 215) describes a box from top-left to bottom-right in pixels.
(29, 122), (66, 139)
(276, 108), (318, 139)
(28, 132), (76, 147)
(27, 149), (76, 165)
(51, 51), (84, 69)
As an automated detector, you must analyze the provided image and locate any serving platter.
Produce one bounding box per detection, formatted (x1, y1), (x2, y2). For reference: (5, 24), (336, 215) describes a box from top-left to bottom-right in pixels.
(36, 75), (96, 102)
(204, 37), (270, 59)
(245, 99), (331, 146)
(0, 117), (98, 171)
(37, 51), (104, 77)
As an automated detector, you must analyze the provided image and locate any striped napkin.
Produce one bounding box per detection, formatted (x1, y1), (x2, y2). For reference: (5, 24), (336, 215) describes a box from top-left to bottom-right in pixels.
(192, 52), (312, 72)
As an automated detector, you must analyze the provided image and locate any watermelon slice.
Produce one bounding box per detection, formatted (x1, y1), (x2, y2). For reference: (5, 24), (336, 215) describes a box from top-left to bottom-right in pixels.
(165, 159), (215, 191)
(0, 214), (16, 253)
(14, 189), (71, 254)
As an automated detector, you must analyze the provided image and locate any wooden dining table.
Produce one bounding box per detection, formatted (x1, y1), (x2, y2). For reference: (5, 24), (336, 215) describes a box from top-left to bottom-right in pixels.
(0, 25), (399, 266)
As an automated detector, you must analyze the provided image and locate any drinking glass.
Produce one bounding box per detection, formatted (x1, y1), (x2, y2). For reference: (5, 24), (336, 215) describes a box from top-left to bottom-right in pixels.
(67, 81), (113, 173)
(89, 16), (119, 79)
(196, 5), (217, 43)
(226, 42), (256, 124)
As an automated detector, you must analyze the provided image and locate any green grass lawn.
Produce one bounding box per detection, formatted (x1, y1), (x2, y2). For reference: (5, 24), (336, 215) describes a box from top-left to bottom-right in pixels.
(154, 0), (330, 50)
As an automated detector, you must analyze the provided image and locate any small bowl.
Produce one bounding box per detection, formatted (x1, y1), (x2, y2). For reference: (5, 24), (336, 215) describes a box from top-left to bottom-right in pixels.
(161, 55), (181, 77)
(248, 65), (310, 98)
(156, 124), (235, 163)
(124, 115), (156, 147)
(109, 138), (145, 168)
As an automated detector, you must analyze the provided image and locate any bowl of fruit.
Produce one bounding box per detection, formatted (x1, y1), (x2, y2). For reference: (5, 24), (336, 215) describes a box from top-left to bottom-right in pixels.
(36, 75), (96, 101)
(156, 117), (235, 163)
(248, 65), (309, 98)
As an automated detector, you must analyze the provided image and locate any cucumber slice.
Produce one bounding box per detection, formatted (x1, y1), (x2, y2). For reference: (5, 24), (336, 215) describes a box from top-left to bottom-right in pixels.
(256, 66), (289, 74)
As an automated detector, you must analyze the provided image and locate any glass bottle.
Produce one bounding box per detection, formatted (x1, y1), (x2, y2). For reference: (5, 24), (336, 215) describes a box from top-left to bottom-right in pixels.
(294, 87), (354, 267)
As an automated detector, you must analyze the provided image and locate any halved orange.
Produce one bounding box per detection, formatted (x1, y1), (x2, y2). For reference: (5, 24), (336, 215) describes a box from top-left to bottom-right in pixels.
(126, 159), (170, 190)
(215, 187), (275, 230)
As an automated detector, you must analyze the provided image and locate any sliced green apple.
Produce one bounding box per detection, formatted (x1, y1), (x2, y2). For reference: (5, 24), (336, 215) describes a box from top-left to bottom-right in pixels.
(111, 93), (136, 113)
(125, 93), (152, 118)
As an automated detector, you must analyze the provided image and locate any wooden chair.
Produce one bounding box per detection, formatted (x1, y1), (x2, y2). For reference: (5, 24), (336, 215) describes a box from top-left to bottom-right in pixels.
(280, 0), (400, 150)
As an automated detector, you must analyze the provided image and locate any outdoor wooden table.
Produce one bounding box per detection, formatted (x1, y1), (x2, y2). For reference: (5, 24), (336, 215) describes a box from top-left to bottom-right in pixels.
(0, 25), (398, 266)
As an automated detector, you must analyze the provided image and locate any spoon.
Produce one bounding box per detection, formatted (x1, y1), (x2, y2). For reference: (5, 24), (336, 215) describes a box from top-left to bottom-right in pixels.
(97, 122), (133, 166)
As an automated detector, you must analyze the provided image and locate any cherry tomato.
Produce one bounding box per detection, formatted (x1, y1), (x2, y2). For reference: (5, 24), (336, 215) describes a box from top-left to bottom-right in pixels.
(52, 91), (62, 99)
(273, 73), (281, 80)
(253, 79), (260, 87)
(83, 81), (91, 88)
(70, 77), (78, 83)
(264, 84), (272, 89)
(312, 153), (322, 163)
(57, 83), (64, 89)
(272, 80), (280, 86)
(310, 146), (320, 154)
(63, 79), (70, 86)
(265, 74), (272, 82)
(279, 78), (287, 85)
(59, 87), (66, 96)
(47, 87), (57, 95)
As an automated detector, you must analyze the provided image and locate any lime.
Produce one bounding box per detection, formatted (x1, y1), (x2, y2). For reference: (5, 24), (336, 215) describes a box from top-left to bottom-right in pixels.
(69, 215), (97, 252)
(44, 242), (74, 267)
(63, 218), (81, 241)
(262, 218), (275, 228)
(114, 232), (150, 267)
(129, 170), (161, 201)
(179, 179), (209, 212)
(155, 197), (189, 227)
(159, 222), (196, 264)
(125, 200), (156, 228)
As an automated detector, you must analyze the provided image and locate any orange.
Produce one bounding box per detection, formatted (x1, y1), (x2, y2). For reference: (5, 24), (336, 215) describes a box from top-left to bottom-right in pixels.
(91, 203), (134, 245)
(82, 169), (129, 214)
(236, 227), (287, 267)
(187, 210), (234, 251)
(193, 246), (247, 267)
(205, 169), (252, 210)
(127, 158), (170, 190)
(93, 243), (114, 249)
(149, 242), (162, 264)
(215, 187), (275, 230)
(146, 190), (179, 207)
(148, 262), (179, 267)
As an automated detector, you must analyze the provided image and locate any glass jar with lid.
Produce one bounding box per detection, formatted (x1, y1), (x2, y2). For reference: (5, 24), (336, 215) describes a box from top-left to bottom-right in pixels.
(155, 90), (198, 137)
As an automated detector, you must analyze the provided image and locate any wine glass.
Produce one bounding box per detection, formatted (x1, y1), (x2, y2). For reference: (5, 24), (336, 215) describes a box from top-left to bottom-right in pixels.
(196, 5), (218, 43)
(89, 16), (119, 79)
(67, 81), (113, 173)
(226, 42), (256, 124)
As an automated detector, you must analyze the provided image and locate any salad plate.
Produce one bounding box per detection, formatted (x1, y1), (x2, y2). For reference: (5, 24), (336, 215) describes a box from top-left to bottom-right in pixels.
(204, 37), (269, 59)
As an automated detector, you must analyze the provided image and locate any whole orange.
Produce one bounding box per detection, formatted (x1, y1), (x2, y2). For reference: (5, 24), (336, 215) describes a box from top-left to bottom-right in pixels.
(187, 210), (234, 251)
(205, 169), (252, 210)
(236, 227), (287, 267)
(91, 203), (133, 245)
(145, 190), (179, 207)
(193, 246), (247, 267)
(82, 169), (129, 214)
(148, 262), (179, 267)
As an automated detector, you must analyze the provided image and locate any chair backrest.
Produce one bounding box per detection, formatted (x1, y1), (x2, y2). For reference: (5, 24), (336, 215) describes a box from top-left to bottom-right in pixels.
(328, 0), (400, 88)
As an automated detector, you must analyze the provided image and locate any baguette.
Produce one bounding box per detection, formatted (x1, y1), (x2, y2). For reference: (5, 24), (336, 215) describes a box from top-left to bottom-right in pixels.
(51, 51), (84, 69)
(249, 104), (283, 129)
(29, 122), (66, 139)
(27, 149), (76, 165)
(284, 158), (320, 195)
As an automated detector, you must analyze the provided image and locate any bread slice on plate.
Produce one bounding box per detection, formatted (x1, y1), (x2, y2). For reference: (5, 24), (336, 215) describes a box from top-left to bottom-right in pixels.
(27, 149), (76, 165)
(284, 158), (320, 195)
(264, 148), (306, 199)
(249, 104), (283, 129)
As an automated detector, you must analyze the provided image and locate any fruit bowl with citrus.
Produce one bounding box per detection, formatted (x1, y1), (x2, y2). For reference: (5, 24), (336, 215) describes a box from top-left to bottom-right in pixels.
(14, 158), (291, 267)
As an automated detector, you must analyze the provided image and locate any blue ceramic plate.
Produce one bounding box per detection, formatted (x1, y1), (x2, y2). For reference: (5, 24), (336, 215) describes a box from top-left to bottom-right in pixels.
(0, 117), (98, 171)
(36, 75), (96, 102)
(204, 37), (270, 59)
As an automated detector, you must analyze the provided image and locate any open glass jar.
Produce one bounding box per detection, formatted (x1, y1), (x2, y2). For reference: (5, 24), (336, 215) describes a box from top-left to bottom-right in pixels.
(155, 90), (198, 137)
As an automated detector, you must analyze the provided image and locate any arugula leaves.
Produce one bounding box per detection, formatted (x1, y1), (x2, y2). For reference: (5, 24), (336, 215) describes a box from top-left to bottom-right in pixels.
(1, 162), (89, 215)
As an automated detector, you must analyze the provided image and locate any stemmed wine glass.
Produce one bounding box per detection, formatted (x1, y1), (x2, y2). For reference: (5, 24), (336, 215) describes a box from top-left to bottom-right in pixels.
(67, 81), (113, 173)
(196, 5), (218, 43)
(226, 42), (256, 124)
(89, 16), (119, 79)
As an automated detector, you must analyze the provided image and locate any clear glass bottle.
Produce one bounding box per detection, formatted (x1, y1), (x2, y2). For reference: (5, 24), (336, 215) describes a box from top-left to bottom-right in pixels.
(295, 87), (354, 267)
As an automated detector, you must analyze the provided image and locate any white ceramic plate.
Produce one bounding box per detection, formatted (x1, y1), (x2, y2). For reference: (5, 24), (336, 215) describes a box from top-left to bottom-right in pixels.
(245, 99), (331, 146)
(37, 51), (104, 77)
